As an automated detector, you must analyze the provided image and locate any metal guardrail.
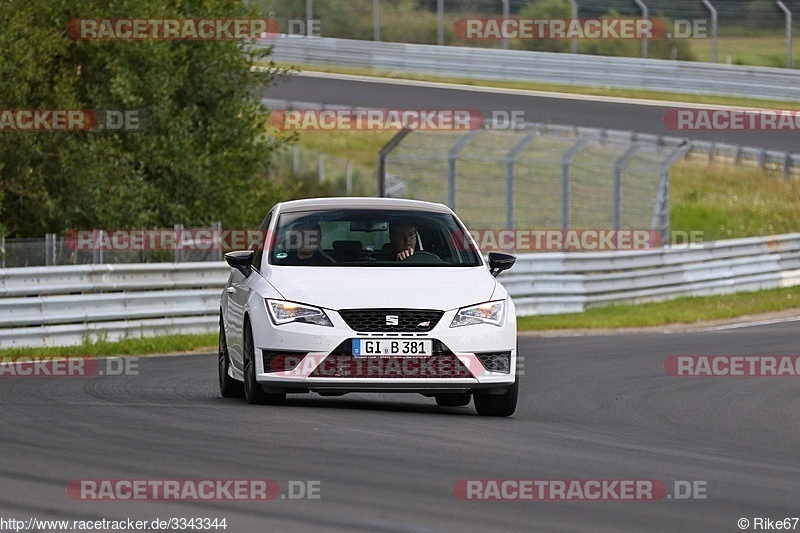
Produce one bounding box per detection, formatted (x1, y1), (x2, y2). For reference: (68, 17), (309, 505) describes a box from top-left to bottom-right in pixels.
(502, 233), (800, 315)
(263, 36), (800, 102)
(1, 233), (799, 347)
(0, 263), (229, 348)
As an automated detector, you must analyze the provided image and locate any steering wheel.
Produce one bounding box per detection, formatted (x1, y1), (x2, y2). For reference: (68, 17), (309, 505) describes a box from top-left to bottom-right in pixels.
(398, 251), (445, 264)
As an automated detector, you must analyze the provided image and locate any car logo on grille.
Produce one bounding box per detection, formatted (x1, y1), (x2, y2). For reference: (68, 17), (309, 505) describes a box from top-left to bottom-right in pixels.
(418, 321), (430, 327)
(385, 315), (399, 326)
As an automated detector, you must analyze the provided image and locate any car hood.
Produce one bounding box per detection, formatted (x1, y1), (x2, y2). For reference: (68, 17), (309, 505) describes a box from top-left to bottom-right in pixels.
(267, 266), (497, 311)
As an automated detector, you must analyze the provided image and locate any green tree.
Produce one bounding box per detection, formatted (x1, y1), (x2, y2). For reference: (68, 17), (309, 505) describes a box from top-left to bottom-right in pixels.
(516, 0), (572, 53)
(0, 0), (290, 237)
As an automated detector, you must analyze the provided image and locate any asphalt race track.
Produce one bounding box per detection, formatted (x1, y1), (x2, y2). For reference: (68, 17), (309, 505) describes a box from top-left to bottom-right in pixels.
(2, 321), (799, 532)
(266, 73), (799, 153)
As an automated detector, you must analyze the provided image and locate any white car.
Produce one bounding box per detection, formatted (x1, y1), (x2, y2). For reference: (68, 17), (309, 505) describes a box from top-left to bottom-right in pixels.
(218, 197), (519, 416)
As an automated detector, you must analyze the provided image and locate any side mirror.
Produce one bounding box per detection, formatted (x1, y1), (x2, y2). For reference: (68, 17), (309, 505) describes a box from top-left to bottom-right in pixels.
(488, 252), (516, 277)
(225, 250), (254, 278)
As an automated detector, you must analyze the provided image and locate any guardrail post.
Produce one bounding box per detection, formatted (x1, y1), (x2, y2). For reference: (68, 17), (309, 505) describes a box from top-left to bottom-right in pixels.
(505, 130), (540, 231)
(437, 0), (444, 45)
(702, 0), (718, 63)
(377, 128), (413, 197)
(346, 160), (353, 194)
(447, 129), (482, 210)
(567, 0), (578, 53)
(1, 235), (5, 268)
(613, 143), (643, 230)
(318, 153), (325, 183)
(374, 0), (381, 41)
(293, 145), (300, 175)
(633, 0), (648, 59)
(776, 0), (792, 68)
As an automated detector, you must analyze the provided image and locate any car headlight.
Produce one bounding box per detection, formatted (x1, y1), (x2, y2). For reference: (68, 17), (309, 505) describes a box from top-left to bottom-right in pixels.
(266, 299), (333, 327)
(450, 300), (505, 327)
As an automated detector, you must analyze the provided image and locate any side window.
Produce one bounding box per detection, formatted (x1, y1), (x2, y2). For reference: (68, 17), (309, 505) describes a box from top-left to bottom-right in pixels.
(250, 211), (273, 272)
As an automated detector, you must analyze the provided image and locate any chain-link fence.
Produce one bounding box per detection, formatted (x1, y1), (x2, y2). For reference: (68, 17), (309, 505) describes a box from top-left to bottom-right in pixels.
(0, 226), (224, 268)
(379, 124), (692, 243)
(270, 144), (376, 196)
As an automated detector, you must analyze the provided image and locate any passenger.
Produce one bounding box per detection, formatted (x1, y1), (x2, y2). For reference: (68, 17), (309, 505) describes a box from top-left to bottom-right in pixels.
(280, 221), (334, 265)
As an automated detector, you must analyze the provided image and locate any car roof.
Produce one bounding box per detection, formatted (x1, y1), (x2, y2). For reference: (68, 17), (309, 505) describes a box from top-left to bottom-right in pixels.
(275, 197), (453, 214)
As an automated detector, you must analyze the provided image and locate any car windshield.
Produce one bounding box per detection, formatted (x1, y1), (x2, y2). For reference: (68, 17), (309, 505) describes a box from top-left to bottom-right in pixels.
(268, 209), (482, 267)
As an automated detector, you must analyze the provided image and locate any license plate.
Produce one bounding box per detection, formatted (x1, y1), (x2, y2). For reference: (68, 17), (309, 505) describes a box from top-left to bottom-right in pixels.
(352, 339), (433, 357)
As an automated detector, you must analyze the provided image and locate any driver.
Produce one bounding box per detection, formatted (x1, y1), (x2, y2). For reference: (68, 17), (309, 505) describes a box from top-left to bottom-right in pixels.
(388, 220), (417, 261)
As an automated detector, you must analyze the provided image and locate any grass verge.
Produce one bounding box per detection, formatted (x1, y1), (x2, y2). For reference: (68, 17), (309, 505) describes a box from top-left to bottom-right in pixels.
(518, 285), (800, 331)
(0, 333), (217, 359)
(670, 161), (800, 240)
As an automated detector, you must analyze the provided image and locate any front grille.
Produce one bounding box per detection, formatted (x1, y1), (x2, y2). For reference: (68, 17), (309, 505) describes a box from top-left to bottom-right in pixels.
(475, 351), (512, 373)
(339, 309), (444, 332)
(309, 354), (474, 379)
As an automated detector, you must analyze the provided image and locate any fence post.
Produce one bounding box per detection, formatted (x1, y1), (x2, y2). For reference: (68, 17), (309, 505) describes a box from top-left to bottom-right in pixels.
(93, 230), (105, 264)
(654, 144), (692, 244)
(784, 152), (791, 181)
(776, 0), (792, 68)
(633, 0), (648, 59)
(702, 0), (718, 63)
(174, 224), (183, 262)
(613, 144), (643, 230)
(373, 0), (380, 41)
(567, 0), (578, 53)
(501, 0), (510, 50)
(1, 235), (4, 268)
(306, 0), (314, 36)
(437, 0), (444, 46)
(561, 135), (597, 232)
(377, 128), (413, 197)
(213, 221), (223, 261)
(505, 130), (540, 231)
(346, 160), (353, 194)
(447, 129), (482, 210)
(293, 145), (300, 175)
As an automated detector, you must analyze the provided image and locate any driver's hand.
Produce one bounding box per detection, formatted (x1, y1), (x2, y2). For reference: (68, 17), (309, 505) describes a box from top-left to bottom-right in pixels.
(396, 248), (414, 261)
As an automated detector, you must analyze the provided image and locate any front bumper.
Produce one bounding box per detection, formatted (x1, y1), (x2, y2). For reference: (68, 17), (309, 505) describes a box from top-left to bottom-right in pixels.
(249, 303), (517, 393)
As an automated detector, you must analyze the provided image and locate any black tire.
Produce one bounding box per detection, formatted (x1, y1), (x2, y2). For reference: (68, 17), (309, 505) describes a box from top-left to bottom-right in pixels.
(218, 317), (244, 398)
(435, 392), (472, 407)
(243, 321), (285, 406)
(474, 376), (518, 417)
